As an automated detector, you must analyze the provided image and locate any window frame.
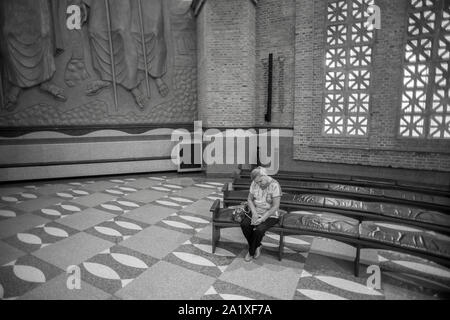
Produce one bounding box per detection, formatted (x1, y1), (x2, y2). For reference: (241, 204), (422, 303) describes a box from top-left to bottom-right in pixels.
(321, 0), (375, 138)
(397, 0), (450, 140)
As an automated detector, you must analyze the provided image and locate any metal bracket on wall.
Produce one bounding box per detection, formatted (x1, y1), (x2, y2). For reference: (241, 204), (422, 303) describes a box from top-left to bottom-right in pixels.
(278, 55), (285, 114)
(265, 53), (273, 122)
(0, 66), (4, 110)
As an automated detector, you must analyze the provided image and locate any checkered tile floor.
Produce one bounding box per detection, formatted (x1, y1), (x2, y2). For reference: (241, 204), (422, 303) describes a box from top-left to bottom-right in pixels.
(0, 173), (449, 300)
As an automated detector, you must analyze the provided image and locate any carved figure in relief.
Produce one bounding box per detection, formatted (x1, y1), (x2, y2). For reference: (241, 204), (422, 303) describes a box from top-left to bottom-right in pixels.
(0, 0), (67, 111)
(80, 0), (169, 110)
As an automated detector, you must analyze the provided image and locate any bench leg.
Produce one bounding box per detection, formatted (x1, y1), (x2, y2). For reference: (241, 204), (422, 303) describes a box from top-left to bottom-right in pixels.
(354, 244), (361, 277)
(278, 232), (284, 261)
(212, 225), (221, 253)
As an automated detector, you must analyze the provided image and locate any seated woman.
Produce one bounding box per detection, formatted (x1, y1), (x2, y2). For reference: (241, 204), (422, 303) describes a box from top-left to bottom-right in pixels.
(241, 167), (283, 262)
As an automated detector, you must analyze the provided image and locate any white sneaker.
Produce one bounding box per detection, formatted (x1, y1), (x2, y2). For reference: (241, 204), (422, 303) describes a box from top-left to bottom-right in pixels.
(244, 252), (252, 262)
(254, 246), (261, 259)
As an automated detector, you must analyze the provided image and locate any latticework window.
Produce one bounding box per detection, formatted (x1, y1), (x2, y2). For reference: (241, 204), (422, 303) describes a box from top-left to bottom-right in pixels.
(323, 0), (374, 136)
(399, 0), (450, 138)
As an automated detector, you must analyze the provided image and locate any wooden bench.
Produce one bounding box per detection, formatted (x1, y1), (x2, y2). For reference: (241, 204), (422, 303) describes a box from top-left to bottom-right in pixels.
(210, 199), (450, 276)
(223, 186), (450, 234)
(231, 178), (450, 211)
(238, 168), (450, 197)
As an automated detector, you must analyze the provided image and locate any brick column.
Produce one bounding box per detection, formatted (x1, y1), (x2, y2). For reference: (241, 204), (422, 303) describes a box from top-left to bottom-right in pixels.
(197, 0), (257, 128)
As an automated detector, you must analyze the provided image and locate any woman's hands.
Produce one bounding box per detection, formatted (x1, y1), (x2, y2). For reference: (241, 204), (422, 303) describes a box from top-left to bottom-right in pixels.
(251, 211), (264, 226)
(252, 217), (264, 226)
(252, 198), (281, 225)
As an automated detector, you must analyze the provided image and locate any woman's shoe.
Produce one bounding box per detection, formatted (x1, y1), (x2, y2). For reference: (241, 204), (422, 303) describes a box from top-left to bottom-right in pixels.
(244, 252), (252, 262)
(254, 246), (261, 259)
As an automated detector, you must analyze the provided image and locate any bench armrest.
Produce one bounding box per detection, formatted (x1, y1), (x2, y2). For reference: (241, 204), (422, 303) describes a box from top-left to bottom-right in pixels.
(210, 199), (221, 220)
(279, 210), (287, 226)
(222, 182), (233, 197)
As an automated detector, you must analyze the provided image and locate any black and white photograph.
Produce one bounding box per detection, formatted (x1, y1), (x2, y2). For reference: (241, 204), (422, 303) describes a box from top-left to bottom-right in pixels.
(0, 0), (449, 307)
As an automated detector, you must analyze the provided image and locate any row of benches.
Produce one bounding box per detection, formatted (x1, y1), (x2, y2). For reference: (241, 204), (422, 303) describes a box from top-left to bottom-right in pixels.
(237, 168), (450, 197)
(210, 170), (450, 276)
(232, 178), (450, 211)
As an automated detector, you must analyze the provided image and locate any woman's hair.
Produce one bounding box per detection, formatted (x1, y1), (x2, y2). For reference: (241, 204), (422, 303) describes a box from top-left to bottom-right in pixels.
(250, 167), (268, 181)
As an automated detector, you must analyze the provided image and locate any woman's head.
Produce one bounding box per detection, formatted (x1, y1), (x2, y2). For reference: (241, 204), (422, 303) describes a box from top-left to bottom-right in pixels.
(251, 167), (271, 188)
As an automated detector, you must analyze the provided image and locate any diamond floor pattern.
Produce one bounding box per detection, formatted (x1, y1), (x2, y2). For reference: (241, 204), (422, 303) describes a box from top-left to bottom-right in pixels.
(0, 173), (449, 300)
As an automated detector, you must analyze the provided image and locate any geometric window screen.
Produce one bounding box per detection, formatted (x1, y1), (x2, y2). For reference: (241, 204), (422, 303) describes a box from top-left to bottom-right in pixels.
(400, 0), (450, 138)
(323, 0), (374, 136)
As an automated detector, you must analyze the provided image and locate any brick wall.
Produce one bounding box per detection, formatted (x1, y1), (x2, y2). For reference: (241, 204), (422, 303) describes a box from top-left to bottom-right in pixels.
(293, 0), (450, 171)
(255, 0), (296, 127)
(197, 0), (257, 127)
(197, 0), (450, 174)
(197, 0), (297, 129)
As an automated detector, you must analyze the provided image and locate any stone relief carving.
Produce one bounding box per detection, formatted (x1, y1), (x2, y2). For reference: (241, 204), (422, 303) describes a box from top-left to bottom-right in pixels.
(0, 0), (68, 111)
(0, 0), (196, 127)
(81, 0), (169, 110)
(64, 22), (90, 88)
